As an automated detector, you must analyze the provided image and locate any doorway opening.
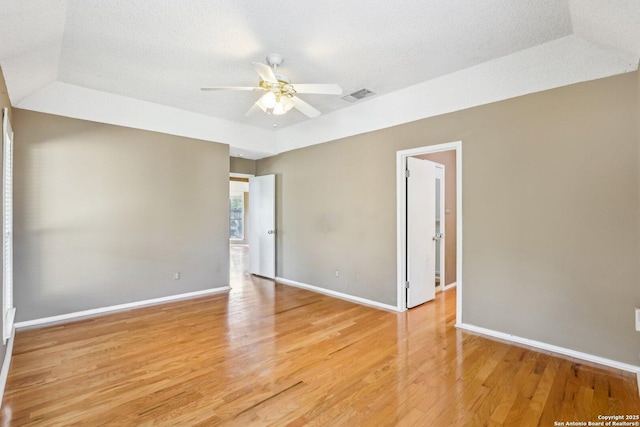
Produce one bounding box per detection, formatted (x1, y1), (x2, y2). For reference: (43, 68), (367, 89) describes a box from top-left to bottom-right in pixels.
(229, 176), (250, 245)
(229, 173), (253, 284)
(229, 172), (276, 281)
(396, 141), (462, 324)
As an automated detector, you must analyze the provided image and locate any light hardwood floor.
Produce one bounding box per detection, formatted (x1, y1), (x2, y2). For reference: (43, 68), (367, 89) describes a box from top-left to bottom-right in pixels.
(2, 245), (639, 426)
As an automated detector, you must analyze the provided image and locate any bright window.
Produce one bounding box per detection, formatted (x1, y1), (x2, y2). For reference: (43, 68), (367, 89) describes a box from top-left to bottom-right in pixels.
(230, 193), (244, 240)
(2, 108), (14, 344)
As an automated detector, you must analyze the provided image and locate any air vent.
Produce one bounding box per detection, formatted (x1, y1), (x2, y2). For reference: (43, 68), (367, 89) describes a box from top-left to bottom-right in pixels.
(342, 88), (375, 103)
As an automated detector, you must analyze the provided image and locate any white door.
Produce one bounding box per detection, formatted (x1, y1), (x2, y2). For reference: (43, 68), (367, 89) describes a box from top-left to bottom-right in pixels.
(249, 174), (276, 279)
(434, 165), (445, 289)
(406, 157), (439, 308)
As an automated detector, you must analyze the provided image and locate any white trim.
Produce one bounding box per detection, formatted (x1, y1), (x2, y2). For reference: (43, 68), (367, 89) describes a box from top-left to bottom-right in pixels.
(18, 82), (278, 158)
(396, 151), (405, 311)
(14, 287), (231, 329)
(230, 172), (255, 179)
(0, 327), (14, 406)
(637, 372), (640, 398)
(457, 323), (640, 375)
(443, 281), (457, 291)
(396, 141), (463, 323)
(15, 38), (637, 160)
(276, 277), (400, 312)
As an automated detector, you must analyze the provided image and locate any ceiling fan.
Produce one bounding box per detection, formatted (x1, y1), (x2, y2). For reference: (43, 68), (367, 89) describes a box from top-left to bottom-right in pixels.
(201, 54), (342, 118)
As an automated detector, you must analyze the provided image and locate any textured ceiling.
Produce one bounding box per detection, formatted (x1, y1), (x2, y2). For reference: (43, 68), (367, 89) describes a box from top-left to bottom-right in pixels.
(1, 0), (639, 158)
(55, 0), (572, 130)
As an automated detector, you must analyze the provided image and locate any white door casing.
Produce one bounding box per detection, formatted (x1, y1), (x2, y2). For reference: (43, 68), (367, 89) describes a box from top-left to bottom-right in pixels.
(396, 142), (462, 321)
(248, 174), (276, 279)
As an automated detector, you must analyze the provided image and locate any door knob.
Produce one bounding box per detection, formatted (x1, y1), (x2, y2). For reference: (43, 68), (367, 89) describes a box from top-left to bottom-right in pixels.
(267, 230), (275, 235)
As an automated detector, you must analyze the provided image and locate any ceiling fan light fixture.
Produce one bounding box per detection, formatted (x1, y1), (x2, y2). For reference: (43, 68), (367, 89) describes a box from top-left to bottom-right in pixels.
(272, 98), (294, 115)
(202, 54), (341, 120)
(262, 91), (277, 109)
(272, 103), (285, 115)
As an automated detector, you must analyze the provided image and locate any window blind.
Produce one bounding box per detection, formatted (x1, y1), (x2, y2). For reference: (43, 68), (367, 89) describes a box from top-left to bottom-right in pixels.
(2, 108), (14, 344)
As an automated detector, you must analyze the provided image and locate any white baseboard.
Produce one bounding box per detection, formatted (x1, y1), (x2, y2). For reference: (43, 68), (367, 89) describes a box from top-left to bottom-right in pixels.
(14, 286), (231, 329)
(0, 327), (15, 406)
(275, 277), (400, 312)
(457, 323), (640, 375)
(443, 281), (457, 291)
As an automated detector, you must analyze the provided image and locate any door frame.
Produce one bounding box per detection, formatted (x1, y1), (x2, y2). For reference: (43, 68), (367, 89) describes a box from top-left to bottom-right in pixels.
(396, 141), (462, 325)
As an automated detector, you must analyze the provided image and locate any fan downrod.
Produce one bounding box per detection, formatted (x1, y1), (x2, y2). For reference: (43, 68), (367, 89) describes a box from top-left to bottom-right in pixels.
(266, 53), (284, 69)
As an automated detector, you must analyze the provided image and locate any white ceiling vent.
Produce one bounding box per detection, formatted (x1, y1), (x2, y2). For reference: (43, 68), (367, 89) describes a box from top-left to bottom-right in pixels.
(342, 88), (375, 103)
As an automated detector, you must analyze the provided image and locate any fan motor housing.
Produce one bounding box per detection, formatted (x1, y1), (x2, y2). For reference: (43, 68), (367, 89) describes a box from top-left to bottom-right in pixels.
(273, 73), (291, 84)
(266, 53), (284, 67)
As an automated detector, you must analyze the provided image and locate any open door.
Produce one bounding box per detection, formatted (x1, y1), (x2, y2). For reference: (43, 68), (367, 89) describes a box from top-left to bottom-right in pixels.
(248, 174), (276, 279)
(406, 157), (440, 308)
(434, 164), (445, 289)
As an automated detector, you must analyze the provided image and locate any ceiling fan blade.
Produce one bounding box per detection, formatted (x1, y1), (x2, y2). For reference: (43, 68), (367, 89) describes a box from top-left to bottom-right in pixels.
(201, 86), (263, 91)
(291, 84), (343, 95)
(244, 103), (263, 117)
(254, 97), (269, 113)
(290, 96), (321, 118)
(251, 62), (278, 84)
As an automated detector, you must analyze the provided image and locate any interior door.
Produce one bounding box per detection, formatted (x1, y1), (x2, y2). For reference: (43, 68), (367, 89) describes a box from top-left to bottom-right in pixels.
(406, 157), (437, 308)
(248, 174), (276, 279)
(434, 165), (445, 288)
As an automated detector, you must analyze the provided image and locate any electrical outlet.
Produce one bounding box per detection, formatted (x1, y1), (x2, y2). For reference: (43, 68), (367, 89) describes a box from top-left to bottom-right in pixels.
(335, 270), (339, 277)
(636, 308), (640, 331)
(174, 272), (180, 280)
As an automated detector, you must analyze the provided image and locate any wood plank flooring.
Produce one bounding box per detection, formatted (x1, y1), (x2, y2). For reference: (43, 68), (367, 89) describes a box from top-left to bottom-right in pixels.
(2, 245), (639, 426)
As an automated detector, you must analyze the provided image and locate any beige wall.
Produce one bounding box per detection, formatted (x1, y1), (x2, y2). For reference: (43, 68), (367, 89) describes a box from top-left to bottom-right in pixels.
(258, 140), (400, 304)
(230, 157), (256, 175)
(258, 71), (640, 365)
(13, 110), (230, 321)
(417, 150), (457, 285)
(0, 67), (11, 121)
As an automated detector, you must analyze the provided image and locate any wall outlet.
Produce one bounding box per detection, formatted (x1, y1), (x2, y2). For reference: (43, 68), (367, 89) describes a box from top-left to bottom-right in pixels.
(174, 272), (180, 280)
(636, 308), (640, 331)
(335, 270), (339, 277)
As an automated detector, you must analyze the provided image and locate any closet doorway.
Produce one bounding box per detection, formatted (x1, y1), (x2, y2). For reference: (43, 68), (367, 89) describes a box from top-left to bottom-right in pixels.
(396, 141), (462, 323)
